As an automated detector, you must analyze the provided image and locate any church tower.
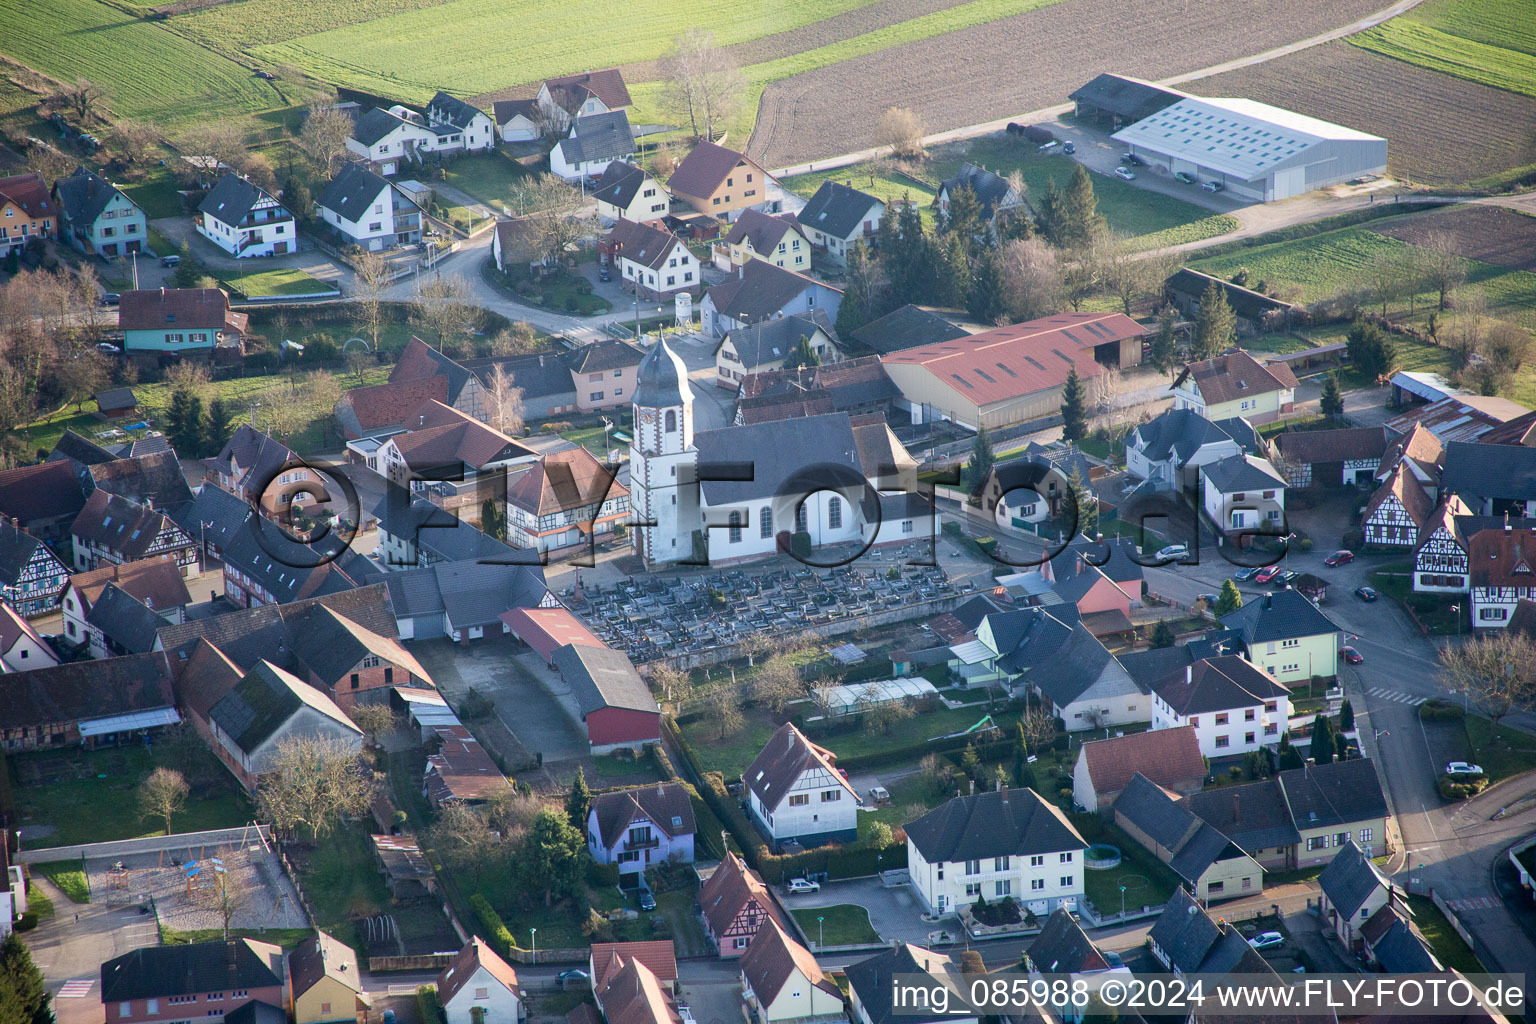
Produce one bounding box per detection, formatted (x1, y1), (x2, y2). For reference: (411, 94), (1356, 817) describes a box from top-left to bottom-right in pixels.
(629, 337), (696, 566)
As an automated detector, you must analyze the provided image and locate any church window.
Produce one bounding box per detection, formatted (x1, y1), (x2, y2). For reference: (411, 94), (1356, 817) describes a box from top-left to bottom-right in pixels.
(729, 511), (743, 543)
(760, 506), (772, 539)
(828, 496), (842, 529)
(665, 410), (677, 432)
(796, 504), (808, 533)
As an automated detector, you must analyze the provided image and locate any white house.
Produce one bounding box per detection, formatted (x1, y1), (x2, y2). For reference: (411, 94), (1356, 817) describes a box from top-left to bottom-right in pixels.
(426, 92), (496, 153)
(0, 603), (58, 672)
(195, 173), (294, 258)
(1149, 656), (1291, 758)
(436, 938), (520, 1024)
(905, 788), (1088, 917)
(741, 919), (844, 1024)
(744, 723), (859, 850)
(550, 111), (636, 182)
(1126, 408), (1250, 491)
(1470, 526), (1536, 628)
(714, 311), (838, 389)
(586, 782), (695, 875)
(1201, 454), (1286, 536)
(795, 180), (883, 267)
(206, 661), (363, 792)
(717, 209), (813, 273)
(603, 218), (699, 300)
(539, 69), (632, 122)
(316, 162), (424, 251)
(592, 162), (670, 224)
(492, 99), (543, 143)
(347, 108), (438, 176)
(701, 260), (843, 339)
(1363, 464), (1433, 549)
(1415, 509), (1510, 595)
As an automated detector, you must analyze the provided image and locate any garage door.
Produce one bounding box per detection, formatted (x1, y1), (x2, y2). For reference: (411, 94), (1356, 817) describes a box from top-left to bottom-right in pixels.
(1172, 158), (1199, 176)
(1272, 166), (1307, 200)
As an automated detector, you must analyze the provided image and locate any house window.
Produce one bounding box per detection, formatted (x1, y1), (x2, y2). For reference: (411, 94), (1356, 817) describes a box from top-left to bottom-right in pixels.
(965, 883), (981, 897)
(1264, 701), (1276, 712)
(1031, 879), (1044, 890)
(759, 506), (772, 539)
(120, 1004), (130, 1018)
(994, 856), (1009, 871)
(1360, 827), (1373, 845)
(1190, 716), (1199, 727)
(323, 1004), (333, 1014)
(1281, 639), (1300, 648)
(789, 794), (808, 806)
(1307, 835), (1328, 851)
(350, 673), (360, 689)
(821, 790), (840, 801)
(1060, 852), (1073, 863)
(1245, 709), (1256, 721)
(828, 496), (842, 529)
(735, 936), (749, 949)
(1215, 713), (1229, 725)
(729, 511), (743, 543)
(590, 392), (604, 402)
(1335, 832), (1350, 847)
(385, 667), (393, 683)
(1208, 881), (1224, 894)
(1242, 877), (1253, 890)
(1215, 736), (1230, 748)
(1030, 855), (1044, 867)
(1060, 876), (1073, 887)
(1245, 732), (1255, 743)
(965, 859), (980, 875)
(1265, 723), (1278, 735)
(995, 880), (1011, 896)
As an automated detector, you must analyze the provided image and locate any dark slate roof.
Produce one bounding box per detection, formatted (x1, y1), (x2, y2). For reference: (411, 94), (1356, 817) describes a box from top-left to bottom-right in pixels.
(0, 520), (52, 587)
(904, 787), (1086, 863)
(1185, 628), (1242, 661)
(90, 452), (195, 511)
(937, 163), (1016, 218)
(566, 339), (646, 375)
(1181, 780), (1300, 852)
(372, 560), (547, 629)
(744, 723), (857, 810)
(1115, 774), (1246, 886)
(1117, 645), (1194, 692)
(1027, 908), (1108, 973)
(95, 387), (138, 410)
(353, 108), (411, 147)
(590, 782), (695, 848)
(1442, 440), (1536, 502)
(0, 651), (173, 732)
(796, 180), (882, 239)
(1131, 408), (1244, 463)
(1369, 914), (1440, 973)
(1069, 74), (1188, 122)
(1166, 269), (1296, 321)
(1318, 838), (1389, 918)
(318, 162), (393, 221)
(695, 412), (861, 507)
(429, 91), (486, 129)
(719, 310), (836, 371)
(53, 165), (132, 226)
(844, 945), (961, 1024)
(1202, 454), (1286, 493)
(557, 110), (635, 165)
(1148, 887), (1221, 973)
(705, 260), (837, 325)
(463, 350), (577, 402)
(604, 217), (686, 272)
(1277, 758), (1388, 831)
(1197, 927), (1273, 974)
(101, 939), (283, 1002)
(1220, 589), (1340, 645)
(850, 304), (969, 356)
(551, 643), (658, 715)
(49, 429), (117, 467)
(1151, 656), (1290, 716)
(204, 424), (298, 495)
(1057, 535), (1145, 585)
(218, 514), (372, 604)
(990, 609), (1115, 708)
(199, 173), (282, 225)
(209, 660), (349, 754)
(631, 336), (689, 408)
(591, 161), (649, 209)
(371, 493), (518, 564)
(170, 484), (255, 554)
(86, 583), (164, 654)
(0, 460), (86, 526)
(156, 582), (400, 665)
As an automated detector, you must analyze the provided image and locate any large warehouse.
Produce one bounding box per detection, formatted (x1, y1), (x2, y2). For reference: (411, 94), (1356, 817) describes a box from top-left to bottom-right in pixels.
(1112, 95), (1387, 202)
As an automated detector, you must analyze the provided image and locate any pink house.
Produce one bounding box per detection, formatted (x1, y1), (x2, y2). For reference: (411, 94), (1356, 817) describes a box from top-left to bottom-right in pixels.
(1047, 558), (1135, 635)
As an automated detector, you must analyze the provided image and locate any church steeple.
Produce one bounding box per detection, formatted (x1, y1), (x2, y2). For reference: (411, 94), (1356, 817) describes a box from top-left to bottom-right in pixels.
(629, 336), (697, 566)
(632, 336), (693, 456)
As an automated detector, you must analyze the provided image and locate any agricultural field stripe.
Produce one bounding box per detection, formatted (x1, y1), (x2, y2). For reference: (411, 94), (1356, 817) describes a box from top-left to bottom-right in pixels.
(1348, 20), (1536, 99)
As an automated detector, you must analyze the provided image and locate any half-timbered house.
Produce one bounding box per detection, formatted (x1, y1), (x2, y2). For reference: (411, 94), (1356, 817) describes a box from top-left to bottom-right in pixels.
(1470, 525), (1536, 628)
(1362, 465), (1432, 550)
(69, 488), (196, 575)
(1374, 423), (1443, 491)
(0, 520), (70, 617)
(1412, 499), (1477, 593)
(700, 851), (785, 957)
(745, 723), (860, 850)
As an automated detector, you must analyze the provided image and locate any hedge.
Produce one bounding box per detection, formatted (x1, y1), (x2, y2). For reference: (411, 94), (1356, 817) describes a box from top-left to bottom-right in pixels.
(1419, 700), (1466, 723)
(830, 730), (1018, 775)
(647, 740), (729, 860)
(417, 986), (445, 1024)
(470, 893), (515, 957)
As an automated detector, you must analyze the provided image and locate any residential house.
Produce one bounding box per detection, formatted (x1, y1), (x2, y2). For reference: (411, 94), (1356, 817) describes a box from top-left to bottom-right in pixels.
(563, 338), (647, 412)
(1071, 725), (1205, 813)
(551, 642), (660, 753)
(935, 163), (1023, 226)
(1114, 773), (1264, 903)
(715, 310), (838, 388)
(346, 108), (440, 176)
(1201, 453), (1287, 537)
(426, 92), (496, 152)
(667, 142), (775, 221)
(1171, 350), (1297, 424)
(539, 69), (633, 123)
(905, 787), (1088, 916)
(52, 165), (145, 256)
(0, 172), (56, 255)
(1360, 903), (1442, 973)
(743, 723), (859, 850)
(196, 173), (295, 257)
(387, 337), (489, 422)
(1375, 422), (1444, 490)
(0, 460), (86, 542)
(100, 939), (283, 1024)
(1044, 557), (1137, 636)
(376, 400), (537, 527)
(1147, 886), (1271, 976)
(204, 424), (321, 519)
(207, 661), (363, 791)
(587, 782), (696, 874)
(505, 446), (631, 556)
(847, 304), (971, 357)
(700, 850), (785, 957)
(374, 558), (552, 642)
(87, 451), (195, 513)
(880, 313), (1147, 431)
(1363, 464), (1438, 550)
(118, 287), (248, 358)
(593, 162), (670, 224)
(0, 603), (58, 672)
(371, 491), (518, 569)
(1023, 910), (1132, 1017)
(1149, 656), (1291, 757)
(589, 941), (677, 995)
(437, 938), (519, 1024)
(795, 181), (883, 266)
(701, 260), (843, 338)
(1273, 426), (1390, 488)
(1219, 589), (1342, 683)
(735, 356), (900, 424)
(424, 725), (509, 806)
(1442, 440), (1536, 517)
(550, 110), (637, 181)
(289, 930), (367, 1024)
(317, 162), (423, 251)
(602, 218), (700, 300)
(492, 213), (562, 273)
(0, 652), (178, 752)
(82, 584), (176, 658)
(1318, 838), (1399, 952)
(740, 918), (843, 1024)
(1469, 525), (1536, 627)
(0, 519), (72, 616)
(591, 942), (681, 1024)
(1414, 512), (1530, 595)
(978, 444), (1097, 525)
(1125, 408), (1253, 491)
(1165, 268), (1301, 334)
(717, 210), (812, 273)
(845, 945), (976, 1024)
(69, 488), (196, 576)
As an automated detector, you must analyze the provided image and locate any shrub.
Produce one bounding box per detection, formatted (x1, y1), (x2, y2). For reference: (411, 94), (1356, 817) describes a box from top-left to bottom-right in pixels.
(1437, 775), (1487, 801)
(417, 986), (445, 1024)
(1418, 700), (1465, 722)
(1298, 538), (1313, 552)
(587, 859), (622, 887)
(564, 295), (579, 312)
(470, 893), (515, 957)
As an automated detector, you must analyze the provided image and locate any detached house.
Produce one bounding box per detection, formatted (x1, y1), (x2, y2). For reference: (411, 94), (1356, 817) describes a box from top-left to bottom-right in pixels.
(587, 782), (696, 874)
(207, 660), (363, 791)
(317, 162), (423, 251)
(717, 209), (812, 273)
(52, 165), (145, 256)
(196, 173), (295, 257)
(436, 938), (520, 1024)
(700, 850), (785, 957)
(69, 488), (196, 575)
(1469, 525), (1536, 627)
(667, 141), (775, 221)
(1072, 725), (1206, 813)
(204, 424), (320, 518)
(1114, 773), (1264, 903)
(715, 310), (838, 389)
(505, 446), (630, 556)
(1149, 656), (1291, 758)
(846, 945), (975, 1024)
(795, 180), (883, 266)
(347, 108), (438, 176)
(593, 161), (669, 223)
(0, 172), (56, 255)
(1318, 839), (1398, 952)
(978, 444), (1097, 525)
(426, 92), (496, 152)
(0, 603), (58, 671)
(1172, 350), (1297, 424)
(289, 930), (368, 1024)
(744, 723), (859, 850)
(935, 164), (1023, 226)
(118, 288), (248, 358)
(741, 919), (844, 1024)
(602, 218), (699, 299)
(1125, 408), (1252, 491)
(702, 260), (843, 338)
(0, 521), (70, 617)
(1414, 512), (1527, 595)
(1200, 453), (1287, 536)
(1220, 589), (1342, 683)
(100, 939), (284, 1024)
(905, 787), (1088, 916)
(551, 110), (637, 181)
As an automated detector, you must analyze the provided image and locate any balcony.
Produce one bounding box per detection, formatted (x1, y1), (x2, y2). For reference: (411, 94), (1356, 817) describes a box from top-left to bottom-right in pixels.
(623, 834), (661, 852)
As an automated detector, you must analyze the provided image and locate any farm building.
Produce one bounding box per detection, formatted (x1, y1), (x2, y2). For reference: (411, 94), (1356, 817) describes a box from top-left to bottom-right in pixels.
(1070, 75), (1189, 128)
(881, 312), (1146, 430)
(1113, 95), (1386, 201)
(551, 642), (661, 754)
(1165, 269), (1302, 334)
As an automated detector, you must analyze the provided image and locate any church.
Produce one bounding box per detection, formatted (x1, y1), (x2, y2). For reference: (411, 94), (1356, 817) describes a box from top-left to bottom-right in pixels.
(628, 338), (937, 567)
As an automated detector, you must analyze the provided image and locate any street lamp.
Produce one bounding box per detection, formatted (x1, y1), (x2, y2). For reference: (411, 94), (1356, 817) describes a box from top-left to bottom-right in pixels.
(529, 927), (537, 965)
(817, 915), (824, 949)
(1119, 885), (1126, 919)
(602, 416), (614, 463)
(1451, 604), (1462, 638)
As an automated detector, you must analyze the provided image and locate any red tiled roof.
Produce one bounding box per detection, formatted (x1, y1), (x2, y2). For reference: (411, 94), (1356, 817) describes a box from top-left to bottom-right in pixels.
(339, 376), (449, 433)
(68, 556), (191, 613)
(544, 68), (632, 110)
(1365, 465), (1433, 531)
(604, 218), (687, 272)
(1469, 527), (1536, 588)
(700, 851), (784, 939)
(0, 173), (55, 220)
(118, 288), (245, 334)
(0, 460), (84, 524)
(388, 401), (533, 470)
(506, 447), (629, 516)
(437, 937), (518, 1006)
(1176, 349), (1298, 406)
(666, 141), (760, 200)
(591, 941), (677, 986)
(1079, 726), (1206, 797)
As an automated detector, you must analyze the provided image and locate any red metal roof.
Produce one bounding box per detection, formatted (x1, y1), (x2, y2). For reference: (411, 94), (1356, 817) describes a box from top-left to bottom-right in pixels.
(501, 606), (605, 663)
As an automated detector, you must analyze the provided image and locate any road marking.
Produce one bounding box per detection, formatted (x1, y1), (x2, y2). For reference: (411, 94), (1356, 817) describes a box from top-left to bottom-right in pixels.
(1447, 897), (1498, 911)
(58, 980), (95, 998)
(1368, 687), (1426, 705)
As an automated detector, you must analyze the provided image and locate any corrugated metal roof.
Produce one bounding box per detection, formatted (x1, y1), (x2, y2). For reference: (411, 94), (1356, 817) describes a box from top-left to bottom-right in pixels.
(78, 706), (181, 737)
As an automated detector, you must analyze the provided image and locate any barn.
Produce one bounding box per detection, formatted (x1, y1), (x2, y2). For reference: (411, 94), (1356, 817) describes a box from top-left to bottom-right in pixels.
(550, 642), (661, 754)
(1113, 96), (1386, 201)
(1069, 74), (1188, 129)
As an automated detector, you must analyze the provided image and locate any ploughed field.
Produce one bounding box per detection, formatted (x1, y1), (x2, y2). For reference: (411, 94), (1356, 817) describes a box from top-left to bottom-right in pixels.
(1370, 205), (1536, 274)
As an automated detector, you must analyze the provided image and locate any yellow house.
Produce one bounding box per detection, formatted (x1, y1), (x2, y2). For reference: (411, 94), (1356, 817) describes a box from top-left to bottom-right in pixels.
(716, 209), (811, 273)
(1172, 350), (1297, 424)
(1114, 773), (1265, 904)
(1318, 838), (1398, 952)
(290, 930), (367, 1024)
(1219, 589), (1341, 684)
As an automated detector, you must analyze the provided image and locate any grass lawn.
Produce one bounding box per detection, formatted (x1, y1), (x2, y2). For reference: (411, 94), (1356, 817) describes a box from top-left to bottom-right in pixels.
(1405, 894), (1484, 973)
(298, 825), (392, 940)
(34, 862), (90, 904)
(1367, 560), (1465, 635)
(122, 168), (187, 222)
(559, 425), (626, 458)
(481, 259), (610, 315)
(161, 926), (313, 948)
(219, 266), (339, 298)
(1070, 814), (1181, 916)
(11, 746), (253, 849)
(1406, 0), (1536, 56)
(1463, 715), (1536, 783)
(25, 882), (54, 920)
(783, 163), (939, 228)
(792, 904), (879, 946)
(442, 153), (535, 209)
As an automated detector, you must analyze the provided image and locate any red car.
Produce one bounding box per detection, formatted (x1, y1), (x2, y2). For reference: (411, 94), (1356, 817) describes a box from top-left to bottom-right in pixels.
(1323, 550), (1355, 567)
(1254, 564), (1283, 583)
(1342, 646), (1364, 665)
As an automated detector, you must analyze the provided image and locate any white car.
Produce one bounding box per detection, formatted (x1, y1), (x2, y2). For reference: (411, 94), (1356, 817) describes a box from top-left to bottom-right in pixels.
(1249, 932), (1284, 950)
(1037, 140), (1060, 152)
(1115, 167), (1136, 180)
(1445, 762), (1484, 776)
(1154, 544), (1189, 561)
(868, 786), (890, 803)
(786, 878), (820, 894)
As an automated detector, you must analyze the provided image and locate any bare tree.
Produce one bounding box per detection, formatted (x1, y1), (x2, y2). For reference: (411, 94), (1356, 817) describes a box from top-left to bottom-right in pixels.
(484, 363), (525, 436)
(429, 802), (501, 886)
(1000, 237), (1062, 321)
(862, 693), (915, 736)
(138, 766), (190, 835)
(519, 176), (593, 266)
(751, 646), (805, 714)
(1440, 632), (1536, 727)
(647, 662), (690, 711)
(193, 864), (252, 941)
(1420, 231), (1467, 311)
(114, 118), (162, 164)
(347, 703), (397, 746)
(256, 735), (375, 840)
(346, 346), (373, 384)
(485, 789), (545, 846)
(411, 275), (477, 352)
(297, 103), (355, 174)
(1099, 235), (1169, 316)
(1365, 250), (1401, 316)
(878, 107), (925, 159)
(1446, 289), (1487, 369)
(534, 94), (574, 143)
(1017, 709), (1057, 756)
(59, 79), (105, 122)
(490, 322), (541, 356)
(696, 682), (745, 738)
(175, 121), (249, 184)
(661, 29), (743, 140)
(25, 141), (73, 182)
(351, 250), (393, 352)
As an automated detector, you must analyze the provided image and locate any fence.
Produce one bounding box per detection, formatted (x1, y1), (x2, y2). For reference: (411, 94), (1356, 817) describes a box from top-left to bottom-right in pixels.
(1428, 889), (1503, 972)
(15, 825), (274, 865)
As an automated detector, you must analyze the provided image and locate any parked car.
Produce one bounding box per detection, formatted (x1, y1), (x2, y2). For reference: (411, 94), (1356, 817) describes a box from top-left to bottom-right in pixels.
(1342, 646), (1364, 665)
(868, 786), (890, 803)
(1249, 932), (1284, 951)
(1202, 180), (1225, 192)
(1154, 544), (1189, 561)
(1233, 566), (1261, 582)
(161, 254), (181, 267)
(1115, 167), (1137, 180)
(1355, 586), (1379, 602)
(1038, 140), (1060, 153)
(786, 878), (820, 894)
(638, 888), (656, 911)
(1062, 141), (1075, 154)
(1445, 762), (1484, 776)
(1175, 171), (1197, 184)
(100, 293), (120, 307)
(1197, 593), (1220, 606)
(1255, 565), (1283, 583)
(1122, 153), (1145, 167)
(557, 970), (590, 989)
(1273, 570), (1298, 584)
(598, 265), (612, 282)
(1323, 550), (1355, 567)
(96, 342), (120, 354)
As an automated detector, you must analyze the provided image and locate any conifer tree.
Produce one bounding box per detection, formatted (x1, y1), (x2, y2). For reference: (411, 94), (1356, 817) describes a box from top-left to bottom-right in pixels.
(1193, 279), (1237, 359)
(1060, 366), (1088, 442)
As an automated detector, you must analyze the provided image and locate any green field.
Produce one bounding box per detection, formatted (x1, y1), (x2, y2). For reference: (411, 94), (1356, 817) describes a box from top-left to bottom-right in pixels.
(1350, 19), (1536, 98)
(1407, 0), (1536, 56)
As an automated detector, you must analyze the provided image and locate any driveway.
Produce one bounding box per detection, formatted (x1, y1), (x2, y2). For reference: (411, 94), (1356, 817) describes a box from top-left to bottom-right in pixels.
(26, 878), (159, 1024)
(679, 978), (744, 1024)
(778, 877), (945, 946)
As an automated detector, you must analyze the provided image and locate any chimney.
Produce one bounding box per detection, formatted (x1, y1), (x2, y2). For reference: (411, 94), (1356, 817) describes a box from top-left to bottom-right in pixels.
(738, 264), (744, 280)
(161, 286), (166, 297)
(1505, 512), (1511, 532)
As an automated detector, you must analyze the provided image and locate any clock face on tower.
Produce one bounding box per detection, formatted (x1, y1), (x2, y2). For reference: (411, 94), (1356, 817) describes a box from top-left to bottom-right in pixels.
(640, 408), (657, 425)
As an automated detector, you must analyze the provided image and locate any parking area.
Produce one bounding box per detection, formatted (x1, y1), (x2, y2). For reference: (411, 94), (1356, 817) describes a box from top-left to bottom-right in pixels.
(777, 876), (943, 946)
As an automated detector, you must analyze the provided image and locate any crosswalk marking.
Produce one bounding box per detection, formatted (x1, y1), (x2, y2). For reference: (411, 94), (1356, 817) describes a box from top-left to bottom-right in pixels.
(58, 980), (94, 998)
(1448, 896), (1498, 912)
(1368, 687), (1427, 705)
